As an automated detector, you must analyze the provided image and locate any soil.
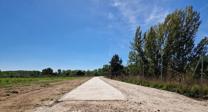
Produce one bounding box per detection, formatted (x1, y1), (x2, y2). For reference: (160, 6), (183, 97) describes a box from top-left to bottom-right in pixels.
(0, 77), (89, 112)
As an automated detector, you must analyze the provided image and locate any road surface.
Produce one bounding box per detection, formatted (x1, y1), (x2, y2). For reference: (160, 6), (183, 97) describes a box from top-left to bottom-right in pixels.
(33, 77), (208, 112)
(59, 77), (125, 101)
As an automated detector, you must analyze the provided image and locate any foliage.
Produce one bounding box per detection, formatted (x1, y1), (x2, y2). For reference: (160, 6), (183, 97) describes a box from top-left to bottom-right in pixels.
(164, 6), (201, 73)
(128, 6), (207, 79)
(76, 70), (85, 76)
(0, 71), (41, 78)
(109, 54), (124, 77)
(129, 27), (147, 76)
(42, 68), (53, 75)
(57, 69), (62, 75)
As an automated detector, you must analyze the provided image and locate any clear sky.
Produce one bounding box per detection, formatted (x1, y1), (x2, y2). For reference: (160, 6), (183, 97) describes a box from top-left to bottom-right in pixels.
(0, 0), (207, 71)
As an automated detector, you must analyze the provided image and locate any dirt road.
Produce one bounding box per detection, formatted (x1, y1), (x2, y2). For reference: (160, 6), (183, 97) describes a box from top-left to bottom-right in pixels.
(33, 77), (208, 112)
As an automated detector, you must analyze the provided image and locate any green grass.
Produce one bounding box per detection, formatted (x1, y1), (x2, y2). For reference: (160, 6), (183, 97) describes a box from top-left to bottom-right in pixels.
(115, 76), (208, 99)
(0, 77), (78, 88)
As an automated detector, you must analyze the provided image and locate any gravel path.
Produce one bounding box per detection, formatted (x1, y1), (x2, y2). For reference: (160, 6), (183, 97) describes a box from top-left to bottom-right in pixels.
(33, 77), (208, 112)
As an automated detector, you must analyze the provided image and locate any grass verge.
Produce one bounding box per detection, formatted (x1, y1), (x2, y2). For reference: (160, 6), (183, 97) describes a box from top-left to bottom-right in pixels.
(114, 76), (208, 99)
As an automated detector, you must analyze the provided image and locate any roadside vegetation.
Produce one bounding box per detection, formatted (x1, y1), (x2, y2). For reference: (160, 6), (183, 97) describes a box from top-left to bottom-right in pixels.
(98, 6), (208, 99)
(115, 76), (208, 99)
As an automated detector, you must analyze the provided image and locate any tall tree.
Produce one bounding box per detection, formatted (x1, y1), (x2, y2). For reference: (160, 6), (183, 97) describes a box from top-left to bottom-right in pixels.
(144, 26), (161, 76)
(129, 27), (146, 76)
(128, 6), (206, 80)
(163, 6), (201, 74)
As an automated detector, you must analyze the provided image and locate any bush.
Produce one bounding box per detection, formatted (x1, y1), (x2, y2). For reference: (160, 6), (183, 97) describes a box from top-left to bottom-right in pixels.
(190, 85), (201, 97)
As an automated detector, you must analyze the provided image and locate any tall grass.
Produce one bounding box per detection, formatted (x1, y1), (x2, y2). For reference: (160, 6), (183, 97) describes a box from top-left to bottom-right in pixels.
(114, 76), (208, 99)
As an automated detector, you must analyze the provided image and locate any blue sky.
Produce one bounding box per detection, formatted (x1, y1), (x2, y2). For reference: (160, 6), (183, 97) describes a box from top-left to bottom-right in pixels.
(0, 0), (207, 71)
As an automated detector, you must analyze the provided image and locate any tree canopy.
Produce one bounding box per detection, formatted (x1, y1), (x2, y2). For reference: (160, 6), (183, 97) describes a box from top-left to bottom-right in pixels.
(128, 6), (208, 79)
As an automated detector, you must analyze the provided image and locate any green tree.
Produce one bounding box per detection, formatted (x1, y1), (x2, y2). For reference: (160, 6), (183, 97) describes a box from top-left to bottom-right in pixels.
(102, 64), (110, 76)
(110, 54), (123, 78)
(57, 69), (62, 75)
(163, 6), (200, 74)
(144, 27), (161, 77)
(128, 6), (206, 80)
(129, 26), (146, 76)
(76, 70), (85, 76)
(42, 68), (53, 75)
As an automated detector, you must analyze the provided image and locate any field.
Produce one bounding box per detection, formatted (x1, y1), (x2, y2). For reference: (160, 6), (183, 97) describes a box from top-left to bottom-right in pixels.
(0, 77), (90, 112)
(0, 77), (78, 88)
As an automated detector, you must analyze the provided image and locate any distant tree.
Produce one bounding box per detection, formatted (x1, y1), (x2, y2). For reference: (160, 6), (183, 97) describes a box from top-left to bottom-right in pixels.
(76, 70), (85, 76)
(85, 70), (93, 76)
(0, 70), (41, 78)
(62, 70), (72, 76)
(42, 68), (53, 75)
(57, 69), (62, 75)
(92, 65), (111, 76)
(109, 54), (123, 78)
(102, 64), (110, 76)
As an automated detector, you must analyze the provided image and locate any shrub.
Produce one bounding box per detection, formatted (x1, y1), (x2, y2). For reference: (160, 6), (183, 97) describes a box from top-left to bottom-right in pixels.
(190, 85), (201, 97)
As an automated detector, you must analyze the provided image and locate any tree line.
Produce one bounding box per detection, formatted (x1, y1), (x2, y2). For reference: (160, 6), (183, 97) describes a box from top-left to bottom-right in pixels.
(0, 68), (88, 77)
(127, 6), (208, 80)
(105, 6), (208, 81)
(0, 66), (113, 78)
